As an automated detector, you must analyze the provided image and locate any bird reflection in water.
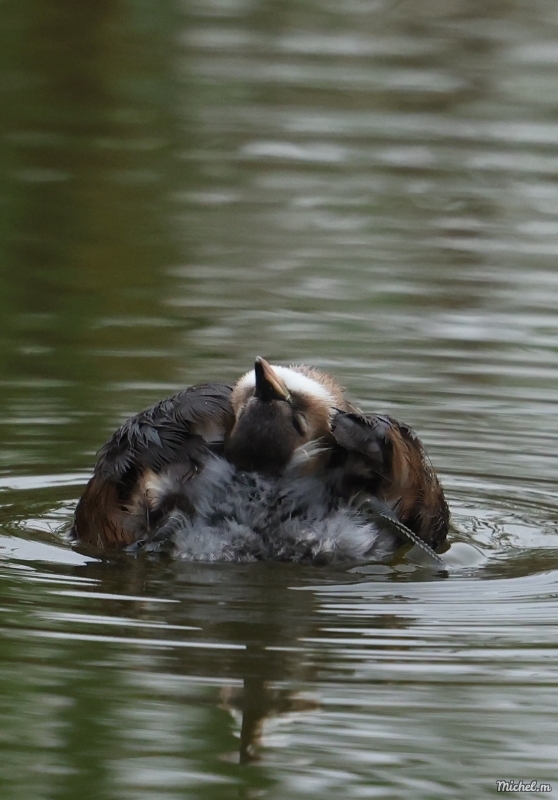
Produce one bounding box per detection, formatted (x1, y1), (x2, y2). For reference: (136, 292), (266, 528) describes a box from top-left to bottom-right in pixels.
(64, 556), (419, 773)
(219, 678), (320, 763)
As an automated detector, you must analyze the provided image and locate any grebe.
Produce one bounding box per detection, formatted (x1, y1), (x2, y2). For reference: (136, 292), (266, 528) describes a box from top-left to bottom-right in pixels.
(71, 358), (449, 563)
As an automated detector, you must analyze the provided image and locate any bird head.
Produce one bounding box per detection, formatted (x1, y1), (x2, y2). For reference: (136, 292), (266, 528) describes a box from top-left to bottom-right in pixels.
(224, 357), (345, 475)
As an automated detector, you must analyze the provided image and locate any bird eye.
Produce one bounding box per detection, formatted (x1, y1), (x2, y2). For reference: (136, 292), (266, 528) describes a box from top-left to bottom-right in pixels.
(293, 412), (308, 436)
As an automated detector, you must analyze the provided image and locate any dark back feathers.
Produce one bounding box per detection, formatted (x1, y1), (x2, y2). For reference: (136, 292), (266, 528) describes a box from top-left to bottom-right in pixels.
(72, 383), (234, 548)
(331, 410), (449, 550)
(96, 383), (234, 480)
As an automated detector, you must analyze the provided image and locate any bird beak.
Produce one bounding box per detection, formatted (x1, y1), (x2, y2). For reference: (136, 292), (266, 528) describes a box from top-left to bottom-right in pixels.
(254, 357), (291, 402)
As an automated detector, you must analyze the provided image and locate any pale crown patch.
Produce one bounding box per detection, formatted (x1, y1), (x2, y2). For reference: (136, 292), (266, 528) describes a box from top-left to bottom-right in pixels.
(237, 365), (335, 405)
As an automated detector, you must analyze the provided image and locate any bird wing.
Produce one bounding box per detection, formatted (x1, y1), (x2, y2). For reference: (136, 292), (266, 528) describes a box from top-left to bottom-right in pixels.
(71, 383), (234, 549)
(330, 411), (449, 550)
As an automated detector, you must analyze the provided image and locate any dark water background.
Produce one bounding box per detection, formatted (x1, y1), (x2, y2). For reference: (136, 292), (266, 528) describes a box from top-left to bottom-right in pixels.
(2, 0), (558, 797)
